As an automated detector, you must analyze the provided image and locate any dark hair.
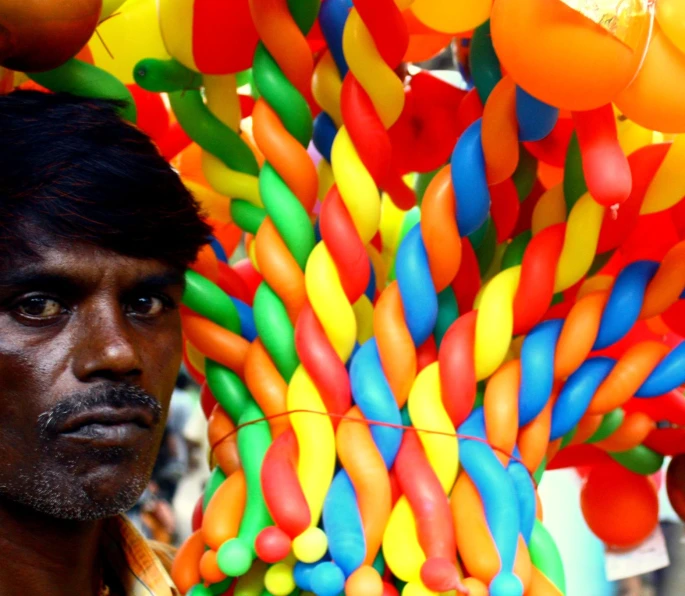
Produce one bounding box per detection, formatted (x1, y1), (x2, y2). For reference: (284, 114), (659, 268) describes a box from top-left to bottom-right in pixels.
(0, 90), (211, 269)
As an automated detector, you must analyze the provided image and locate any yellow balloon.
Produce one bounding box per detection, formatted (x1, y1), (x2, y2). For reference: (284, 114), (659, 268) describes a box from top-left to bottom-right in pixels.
(408, 364), (458, 491)
(292, 527), (329, 564)
(306, 244), (357, 361)
(641, 136), (685, 214)
(554, 193), (604, 292)
(657, 0), (685, 55)
(411, 0), (492, 34)
(383, 497), (425, 583)
(99, 0), (126, 22)
(287, 368), (335, 530)
(615, 111), (655, 156)
(264, 563), (296, 596)
(89, 0), (168, 84)
(531, 184), (566, 235)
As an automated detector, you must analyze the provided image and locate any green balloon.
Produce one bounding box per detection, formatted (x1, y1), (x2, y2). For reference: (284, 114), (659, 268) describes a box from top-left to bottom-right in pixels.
(501, 231), (532, 270)
(587, 409), (624, 444)
(414, 169), (440, 205)
(253, 45), (312, 147)
(512, 146), (538, 201)
(133, 58), (202, 93)
(434, 287), (459, 349)
(29, 59), (136, 123)
(169, 90), (259, 177)
(205, 361), (252, 421)
(563, 132), (588, 211)
(231, 201), (267, 236)
(259, 163), (316, 270)
(184, 270), (241, 333)
(560, 426), (577, 450)
(203, 466), (227, 511)
(253, 285), (299, 381)
(209, 577), (234, 596)
(468, 216), (489, 251)
(470, 20), (502, 105)
(609, 445), (664, 475)
(217, 538), (253, 577)
(475, 219), (497, 277)
(187, 584), (214, 596)
(533, 457), (547, 486)
(530, 520), (566, 595)
(287, 0), (321, 34)
(372, 550), (386, 576)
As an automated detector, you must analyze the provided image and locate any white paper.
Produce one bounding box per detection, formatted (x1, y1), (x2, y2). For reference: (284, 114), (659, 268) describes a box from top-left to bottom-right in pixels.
(604, 525), (670, 581)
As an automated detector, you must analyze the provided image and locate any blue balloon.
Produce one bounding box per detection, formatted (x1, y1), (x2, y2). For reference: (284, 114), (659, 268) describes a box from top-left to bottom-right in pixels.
(324, 471), (366, 577)
(233, 299), (257, 342)
(350, 339), (403, 468)
(396, 225), (438, 346)
(594, 261), (658, 350)
(550, 357), (614, 439)
(294, 561), (319, 591)
(364, 256), (376, 303)
(515, 87), (558, 142)
(508, 450), (536, 544)
(318, 0), (352, 77)
(451, 119), (490, 236)
(313, 112), (337, 163)
(310, 562), (346, 596)
(210, 236), (228, 263)
(490, 571), (524, 596)
(459, 409), (521, 576)
(636, 341), (685, 397)
(519, 319), (563, 425)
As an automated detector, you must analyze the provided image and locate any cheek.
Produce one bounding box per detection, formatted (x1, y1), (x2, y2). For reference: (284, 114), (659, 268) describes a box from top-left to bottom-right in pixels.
(140, 319), (183, 402)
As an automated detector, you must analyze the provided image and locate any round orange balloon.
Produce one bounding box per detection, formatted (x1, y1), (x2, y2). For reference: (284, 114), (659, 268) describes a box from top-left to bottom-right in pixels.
(491, 0), (652, 110)
(666, 454), (685, 522)
(616, 21), (685, 133)
(580, 464), (658, 548)
(0, 0), (102, 72)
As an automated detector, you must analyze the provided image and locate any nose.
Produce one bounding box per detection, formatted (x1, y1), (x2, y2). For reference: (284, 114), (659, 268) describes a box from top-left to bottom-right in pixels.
(71, 300), (143, 384)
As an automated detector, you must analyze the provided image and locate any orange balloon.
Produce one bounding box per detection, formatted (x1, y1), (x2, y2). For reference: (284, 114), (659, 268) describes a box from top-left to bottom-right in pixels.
(171, 529), (204, 593)
(616, 22), (685, 133)
(207, 403), (241, 476)
(451, 474), (531, 588)
(202, 469), (247, 550)
(402, 9), (453, 62)
(491, 0), (650, 110)
(580, 464), (658, 548)
(199, 550), (228, 585)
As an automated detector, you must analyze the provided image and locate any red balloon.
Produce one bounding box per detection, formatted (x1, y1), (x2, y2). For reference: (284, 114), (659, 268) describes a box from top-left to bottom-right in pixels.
(573, 104), (632, 207)
(0, 0), (101, 72)
(127, 84), (169, 141)
(232, 258), (262, 304)
(192, 0), (259, 74)
(666, 455), (685, 522)
(191, 493), (204, 532)
(200, 382), (218, 419)
(255, 526), (292, 563)
(581, 463), (658, 548)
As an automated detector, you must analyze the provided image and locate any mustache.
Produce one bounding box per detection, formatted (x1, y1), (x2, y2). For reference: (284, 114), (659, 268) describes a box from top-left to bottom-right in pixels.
(37, 384), (162, 435)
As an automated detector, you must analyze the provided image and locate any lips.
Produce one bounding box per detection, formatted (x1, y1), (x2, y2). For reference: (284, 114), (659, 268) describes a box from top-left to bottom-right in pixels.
(57, 406), (155, 435)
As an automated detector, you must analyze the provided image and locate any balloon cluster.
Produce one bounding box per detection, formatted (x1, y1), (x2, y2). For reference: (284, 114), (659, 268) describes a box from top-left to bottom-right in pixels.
(3, 0), (685, 595)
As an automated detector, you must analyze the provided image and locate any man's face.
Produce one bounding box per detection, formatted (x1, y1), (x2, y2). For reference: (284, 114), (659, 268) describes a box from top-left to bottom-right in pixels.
(0, 238), (184, 520)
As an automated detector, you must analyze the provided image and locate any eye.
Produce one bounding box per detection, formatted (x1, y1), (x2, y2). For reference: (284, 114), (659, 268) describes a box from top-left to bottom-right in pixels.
(15, 296), (65, 319)
(126, 295), (167, 318)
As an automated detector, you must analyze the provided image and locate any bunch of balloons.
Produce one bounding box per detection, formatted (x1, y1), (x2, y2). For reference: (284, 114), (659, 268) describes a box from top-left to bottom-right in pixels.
(3, 0), (685, 595)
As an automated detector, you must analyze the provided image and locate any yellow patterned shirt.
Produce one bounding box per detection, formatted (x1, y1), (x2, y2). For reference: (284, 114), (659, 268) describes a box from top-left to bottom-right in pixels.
(100, 516), (179, 596)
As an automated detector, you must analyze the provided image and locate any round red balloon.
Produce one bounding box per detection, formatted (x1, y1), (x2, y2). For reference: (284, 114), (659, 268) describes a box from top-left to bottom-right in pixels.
(0, 0), (102, 72)
(666, 455), (685, 522)
(581, 464), (658, 549)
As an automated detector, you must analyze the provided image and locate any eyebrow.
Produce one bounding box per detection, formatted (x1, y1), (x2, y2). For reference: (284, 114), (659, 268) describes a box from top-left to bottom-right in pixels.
(0, 269), (185, 291)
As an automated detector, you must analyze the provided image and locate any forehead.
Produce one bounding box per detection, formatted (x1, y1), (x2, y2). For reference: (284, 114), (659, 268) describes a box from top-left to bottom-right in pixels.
(0, 240), (183, 289)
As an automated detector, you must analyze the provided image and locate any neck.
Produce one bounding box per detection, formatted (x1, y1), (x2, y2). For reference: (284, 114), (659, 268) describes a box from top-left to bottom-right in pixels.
(0, 497), (103, 596)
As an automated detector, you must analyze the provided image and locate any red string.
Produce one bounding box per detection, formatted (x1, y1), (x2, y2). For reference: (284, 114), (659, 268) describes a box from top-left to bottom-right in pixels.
(210, 408), (530, 469)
